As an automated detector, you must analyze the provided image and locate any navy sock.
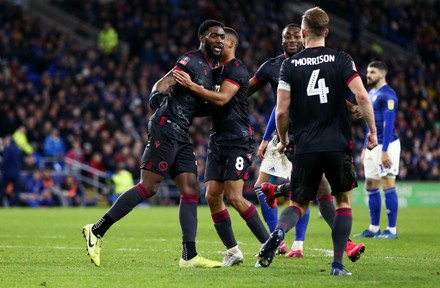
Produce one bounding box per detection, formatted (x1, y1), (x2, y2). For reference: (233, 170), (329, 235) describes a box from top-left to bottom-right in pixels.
(212, 209), (237, 249)
(367, 188), (381, 226)
(332, 208), (352, 266)
(256, 186), (278, 232)
(384, 187), (398, 228)
(295, 206), (310, 241)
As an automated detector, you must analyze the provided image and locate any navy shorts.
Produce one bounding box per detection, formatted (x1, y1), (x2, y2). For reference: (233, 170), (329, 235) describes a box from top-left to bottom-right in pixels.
(204, 137), (255, 182)
(290, 151), (357, 203)
(141, 120), (197, 178)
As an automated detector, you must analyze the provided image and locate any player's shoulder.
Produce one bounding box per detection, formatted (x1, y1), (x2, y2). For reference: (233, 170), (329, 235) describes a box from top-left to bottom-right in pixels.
(382, 84), (398, 98)
(261, 54), (286, 67)
(227, 58), (249, 76)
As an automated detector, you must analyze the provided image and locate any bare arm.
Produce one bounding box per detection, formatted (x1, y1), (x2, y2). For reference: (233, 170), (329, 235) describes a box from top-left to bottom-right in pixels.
(348, 76), (378, 149)
(152, 69), (177, 93)
(247, 76), (264, 96)
(173, 70), (238, 106)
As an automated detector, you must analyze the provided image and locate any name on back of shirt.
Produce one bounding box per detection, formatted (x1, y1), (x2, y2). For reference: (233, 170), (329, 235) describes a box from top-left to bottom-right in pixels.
(291, 54), (335, 66)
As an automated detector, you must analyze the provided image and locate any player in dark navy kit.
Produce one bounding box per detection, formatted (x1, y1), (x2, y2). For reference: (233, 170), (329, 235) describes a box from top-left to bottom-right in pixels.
(174, 27), (269, 267)
(257, 7), (378, 276)
(82, 20), (225, 268)
(250, 24), (365, 261)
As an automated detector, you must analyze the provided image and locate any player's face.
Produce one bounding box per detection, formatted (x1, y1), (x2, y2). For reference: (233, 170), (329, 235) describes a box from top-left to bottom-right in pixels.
(282, 26), (302, 57)
(366, 67), (382, 86)
(203, 26), (225, 60)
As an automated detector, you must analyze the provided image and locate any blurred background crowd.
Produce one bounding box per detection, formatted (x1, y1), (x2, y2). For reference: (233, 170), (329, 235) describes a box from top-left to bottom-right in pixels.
(0, 0), (439, 207)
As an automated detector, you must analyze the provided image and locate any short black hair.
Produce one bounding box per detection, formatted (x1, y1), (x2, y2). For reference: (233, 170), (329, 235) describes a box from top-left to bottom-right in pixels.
(282, 23), (301, 36)
(224, 27), (239, 43)
(198, 19), (224, 36)
(368, 61), (388, 73)
(284, 23), (301, 30)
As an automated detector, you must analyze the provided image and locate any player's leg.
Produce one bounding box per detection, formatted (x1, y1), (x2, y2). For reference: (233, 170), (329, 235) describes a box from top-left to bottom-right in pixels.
(286, 206), (310, 257)
(324, 151), (357, 276)
(255, 171), (278, 232)
(205, 179), (243, 267)
(354, 146), (382, 238)
(225, 179), (269, 244)
(82, 124), (167, 266)
(376, 140), (400, 239)
(258, 153), (320, 268)
(173, 143), (221, 268)
(378, 177), (398, 238)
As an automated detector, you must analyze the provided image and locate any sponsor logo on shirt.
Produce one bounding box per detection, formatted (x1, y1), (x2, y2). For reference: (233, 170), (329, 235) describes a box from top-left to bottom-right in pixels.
(387, 99), (395, 110)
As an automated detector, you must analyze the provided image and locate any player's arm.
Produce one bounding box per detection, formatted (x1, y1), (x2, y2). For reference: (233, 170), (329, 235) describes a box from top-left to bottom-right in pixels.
(348, 76), (378, 149)
(172, 70), (238, 106)
(381, 97), (397, 168)
(257, 106), (276, 160)
(276, 82), (290, 147)
(247, 76), (264, 96)
(149, 68), (177, 109)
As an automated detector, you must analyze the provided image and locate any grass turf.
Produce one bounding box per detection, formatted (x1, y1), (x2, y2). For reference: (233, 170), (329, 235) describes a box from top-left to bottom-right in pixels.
(0, 206), (439, 287)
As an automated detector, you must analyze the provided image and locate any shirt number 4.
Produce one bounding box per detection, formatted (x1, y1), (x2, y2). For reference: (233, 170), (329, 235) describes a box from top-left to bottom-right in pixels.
(307, 69), (329, 104)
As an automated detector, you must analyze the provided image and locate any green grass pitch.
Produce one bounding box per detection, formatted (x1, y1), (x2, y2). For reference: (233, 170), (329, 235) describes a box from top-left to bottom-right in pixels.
(0, 206), (439, 287)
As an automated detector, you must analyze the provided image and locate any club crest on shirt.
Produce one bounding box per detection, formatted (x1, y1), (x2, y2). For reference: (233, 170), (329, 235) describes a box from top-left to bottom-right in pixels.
(387, 99), (395, 110)
(179, 56), (190, 66)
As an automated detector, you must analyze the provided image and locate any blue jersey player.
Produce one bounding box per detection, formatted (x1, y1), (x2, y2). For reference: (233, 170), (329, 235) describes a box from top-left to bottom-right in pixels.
(354, 61), (400, 239)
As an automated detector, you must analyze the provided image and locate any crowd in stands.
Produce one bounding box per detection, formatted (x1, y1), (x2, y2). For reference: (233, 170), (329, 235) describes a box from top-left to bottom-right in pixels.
(0, 0), (439, 206)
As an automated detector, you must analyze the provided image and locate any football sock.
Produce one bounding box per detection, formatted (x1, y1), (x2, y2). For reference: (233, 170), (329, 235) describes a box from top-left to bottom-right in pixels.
(255, 186), (278, 232)
(276, 205), (302, 233)
(291, 240), (303, 251)
(318, 195), (336, 228)
(240, 204), (270, 243)
(92, 214), (114, 238)
(332, 208), (352, 265)
(384, 187), (398, 231)
(182, 241), (197, 260)
(179, 194), (199, 243)
(367, 188), (381, 228)
(295, 206), (310, 241)
(211, 209), (237, 249)
(107, 185), (151, 221)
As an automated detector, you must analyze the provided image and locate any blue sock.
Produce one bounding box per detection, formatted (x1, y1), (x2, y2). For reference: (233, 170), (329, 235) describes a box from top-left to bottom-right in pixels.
(367, 188), (381, 226)
(384, 187), (398, 228)
(255, 187), (278, 232)
(295, 206), (310, 241)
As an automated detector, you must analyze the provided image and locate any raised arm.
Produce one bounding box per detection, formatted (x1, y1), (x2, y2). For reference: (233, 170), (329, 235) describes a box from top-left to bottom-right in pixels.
(149, 68), (177, 110)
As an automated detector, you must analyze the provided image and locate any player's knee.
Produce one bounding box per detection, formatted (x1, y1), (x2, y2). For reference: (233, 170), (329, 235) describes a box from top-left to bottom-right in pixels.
(225, 192), (244, 207)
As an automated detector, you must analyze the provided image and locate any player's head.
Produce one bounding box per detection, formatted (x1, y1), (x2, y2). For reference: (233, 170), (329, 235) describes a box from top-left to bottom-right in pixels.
(301, 7), (329, 41)
(366, 61), (388, 87)
(281, 23), (302, 57)
(224, 27), (239, 48)
(198, 20), (225, 60)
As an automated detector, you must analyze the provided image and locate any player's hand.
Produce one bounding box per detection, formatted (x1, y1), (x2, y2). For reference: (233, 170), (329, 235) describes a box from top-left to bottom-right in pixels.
(173, 70), (193, 89)
(149, 90), (165, 110)
(276, 141), (287, 154)
(366, 132), (378, 150)
(257, 140), (269, 160)
(351, 105), (362, 119)
(381, 151), (392, 169)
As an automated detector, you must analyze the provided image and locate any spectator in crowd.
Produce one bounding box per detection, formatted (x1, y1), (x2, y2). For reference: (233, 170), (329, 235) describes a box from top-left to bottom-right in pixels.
(98, 21), (119, 55)
(1, 135), (22, 206)
(60, 175), (84, 206)
(109, 164), (134, 204)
